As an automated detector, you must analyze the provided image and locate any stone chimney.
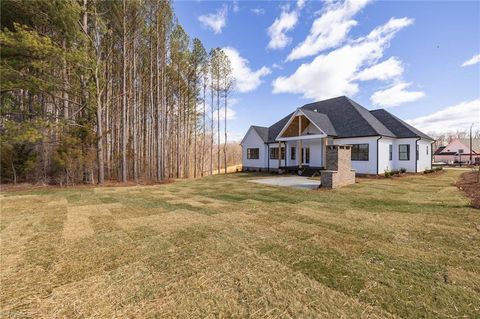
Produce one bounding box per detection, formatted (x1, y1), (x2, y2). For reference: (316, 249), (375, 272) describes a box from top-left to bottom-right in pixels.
(321, 145), (355, 189)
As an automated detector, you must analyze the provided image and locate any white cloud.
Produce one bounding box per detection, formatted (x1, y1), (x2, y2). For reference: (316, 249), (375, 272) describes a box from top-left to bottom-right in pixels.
(355, 57), (404, 81)
(406, 99), (480, 134)
(207, 105), (239, 143)
(232, 0), (239, 13)
(227, 131), (245, 143)
(272, 17), (414, 101)
(223, 47), (271, 93)
(204, 102), (237, 121)
(267, 1), (305, 50)
(251, 8), (265, 16)
(287, 0), (371, 61)
(297, 0), (306, 10)
(267, 6), (299, 49)
(198, 5), (227, 34)
(371, 82), (425, 107)
(217, 106), (237, 120)
(461, 54), (480, 67)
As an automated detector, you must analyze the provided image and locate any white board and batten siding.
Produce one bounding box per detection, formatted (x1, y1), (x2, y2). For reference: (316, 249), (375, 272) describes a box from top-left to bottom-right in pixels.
(378, 137), (395, 173)
(417, 139), (433, 172)
(333, 136), (379, 174)
(392, 138), (431, 173)
(267, 142), (285, 169)
(333, 137), (432, 174)
(241, 128), (267, 170)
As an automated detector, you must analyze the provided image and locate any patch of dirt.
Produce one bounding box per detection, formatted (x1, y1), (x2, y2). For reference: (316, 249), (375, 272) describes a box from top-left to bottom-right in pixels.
(456, 170), (480, 209)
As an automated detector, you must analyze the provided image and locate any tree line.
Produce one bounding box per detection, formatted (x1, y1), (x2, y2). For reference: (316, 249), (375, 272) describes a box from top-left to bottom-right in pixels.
(1, 0), (237, 185)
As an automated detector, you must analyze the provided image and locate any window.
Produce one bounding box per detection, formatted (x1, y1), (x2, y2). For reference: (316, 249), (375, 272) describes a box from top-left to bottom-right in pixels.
(305, 147), (310, 164)
(416, 145), (419, 161)
(399, 144), (410, 160)
(426, 146), (428, 155)
(458, 149), (464, 154)
(269, 147), (285, 160)
(246, 148), (259, 160)
(351, 144), (369, 161)
(291, 147), (296, 160)
(389, 144), (392, 161)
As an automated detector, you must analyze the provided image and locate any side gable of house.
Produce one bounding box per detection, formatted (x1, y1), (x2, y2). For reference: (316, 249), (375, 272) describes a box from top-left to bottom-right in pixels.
(241, 126), (268, 145)
(440, 139), (480, 154)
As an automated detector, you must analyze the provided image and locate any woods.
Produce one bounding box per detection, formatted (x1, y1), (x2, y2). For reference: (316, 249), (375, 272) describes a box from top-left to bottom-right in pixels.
(0, 0), (238, 185)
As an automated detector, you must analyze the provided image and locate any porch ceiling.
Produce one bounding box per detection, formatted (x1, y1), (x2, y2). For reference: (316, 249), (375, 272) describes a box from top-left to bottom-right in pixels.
(280, 115), (310, 138)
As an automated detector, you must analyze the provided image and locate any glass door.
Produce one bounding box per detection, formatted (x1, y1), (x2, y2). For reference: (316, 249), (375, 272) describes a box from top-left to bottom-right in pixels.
(302, 147), (310, 165)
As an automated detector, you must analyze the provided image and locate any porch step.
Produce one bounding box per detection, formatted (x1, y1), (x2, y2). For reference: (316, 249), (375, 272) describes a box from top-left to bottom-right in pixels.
(299, 167), (322, 177)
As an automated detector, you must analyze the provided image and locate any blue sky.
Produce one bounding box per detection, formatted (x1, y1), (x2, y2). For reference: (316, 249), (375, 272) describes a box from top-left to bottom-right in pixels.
(173, 0), (480, 141)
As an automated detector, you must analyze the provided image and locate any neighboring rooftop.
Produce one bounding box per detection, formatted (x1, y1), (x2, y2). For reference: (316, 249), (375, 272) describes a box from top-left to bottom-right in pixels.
(434, 146), (446, 155)
(247, 96), (433, 143)
(437, 138), (480, 153)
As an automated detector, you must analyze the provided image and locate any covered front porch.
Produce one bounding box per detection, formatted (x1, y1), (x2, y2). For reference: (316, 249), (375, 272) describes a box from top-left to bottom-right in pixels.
(268, 108), (330, 173)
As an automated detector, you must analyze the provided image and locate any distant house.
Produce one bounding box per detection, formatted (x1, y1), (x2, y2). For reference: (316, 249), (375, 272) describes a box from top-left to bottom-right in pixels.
(241, 96), (434, 175)
(434, 138), (480, 164)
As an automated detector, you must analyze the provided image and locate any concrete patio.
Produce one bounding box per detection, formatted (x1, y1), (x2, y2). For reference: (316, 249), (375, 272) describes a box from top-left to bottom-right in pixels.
(249, 176), (320, 190)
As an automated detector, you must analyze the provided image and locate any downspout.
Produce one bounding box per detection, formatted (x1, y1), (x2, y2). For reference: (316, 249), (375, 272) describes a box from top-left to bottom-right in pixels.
(376, 136), (383, 175)
(415, 137), (421, 173)
(430, 141), (434, 168)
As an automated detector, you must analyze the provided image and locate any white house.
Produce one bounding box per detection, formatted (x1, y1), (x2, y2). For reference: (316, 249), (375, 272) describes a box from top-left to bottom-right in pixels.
(241, 96), (434, 175)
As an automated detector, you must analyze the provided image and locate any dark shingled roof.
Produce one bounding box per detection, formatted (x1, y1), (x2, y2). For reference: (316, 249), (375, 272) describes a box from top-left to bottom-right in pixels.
(246, 96), (433, 143)
(434, 146), (446, 155)
(251, 126), (269, 142)
(369, 109), (433, 140)
(301, 109), (337, 136)
(266, 112), (294, 142)
(301, 96), (394, 138)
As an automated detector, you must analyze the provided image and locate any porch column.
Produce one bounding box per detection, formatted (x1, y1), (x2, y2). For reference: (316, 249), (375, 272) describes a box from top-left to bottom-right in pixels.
(298, 115), (303, 168)
(322, 138), (327, 168)
(278, 142), (281, 170)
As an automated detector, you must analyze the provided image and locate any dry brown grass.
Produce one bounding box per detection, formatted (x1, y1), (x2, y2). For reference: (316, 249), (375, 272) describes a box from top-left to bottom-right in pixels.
(1, 169), (479, 318)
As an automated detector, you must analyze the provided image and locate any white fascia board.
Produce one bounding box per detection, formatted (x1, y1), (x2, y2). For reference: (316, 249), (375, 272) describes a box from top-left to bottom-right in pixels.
(277, 134), (326, 141)
(297, 109), (327, 135)
(275, 108), (301, 141)
(275, 108), (327, 141)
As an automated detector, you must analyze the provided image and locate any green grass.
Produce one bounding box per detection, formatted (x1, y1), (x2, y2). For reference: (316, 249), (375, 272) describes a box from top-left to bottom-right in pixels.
(1, 170), (479, 318)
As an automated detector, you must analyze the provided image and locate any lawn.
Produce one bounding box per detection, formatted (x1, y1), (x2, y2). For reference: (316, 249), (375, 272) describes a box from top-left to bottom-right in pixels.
(1, 170), (479, 318)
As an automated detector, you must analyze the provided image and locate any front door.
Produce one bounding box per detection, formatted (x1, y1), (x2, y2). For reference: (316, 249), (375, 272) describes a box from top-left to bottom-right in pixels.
(302, 147), (310, 165)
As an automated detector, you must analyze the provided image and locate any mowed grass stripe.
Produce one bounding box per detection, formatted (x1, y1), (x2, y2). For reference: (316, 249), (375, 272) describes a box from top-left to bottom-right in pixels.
(0, 170), (478, 318)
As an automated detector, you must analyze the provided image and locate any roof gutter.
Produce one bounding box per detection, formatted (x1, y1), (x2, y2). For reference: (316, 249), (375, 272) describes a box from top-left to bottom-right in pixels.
(376, 136), (383, 175)
(415, 137), (421, 173)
